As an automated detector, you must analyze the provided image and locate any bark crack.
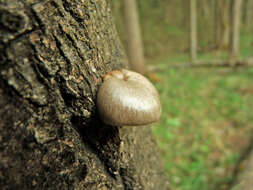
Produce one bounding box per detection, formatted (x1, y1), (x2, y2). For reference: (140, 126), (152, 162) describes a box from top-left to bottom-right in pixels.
(53, 34), (72, 74)
(61, 0), (84, 24)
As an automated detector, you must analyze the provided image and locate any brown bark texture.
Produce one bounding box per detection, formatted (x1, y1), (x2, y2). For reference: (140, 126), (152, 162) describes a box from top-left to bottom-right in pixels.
(0, 0), (170, 189)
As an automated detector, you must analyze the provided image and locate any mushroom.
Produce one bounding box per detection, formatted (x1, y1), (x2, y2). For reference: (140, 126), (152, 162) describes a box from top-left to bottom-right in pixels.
(97, 69), (161, 126)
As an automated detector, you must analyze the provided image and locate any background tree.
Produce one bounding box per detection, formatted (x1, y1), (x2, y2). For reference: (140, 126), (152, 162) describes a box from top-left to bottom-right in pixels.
(231, 0), (244, 61)
(214, 0), (231, 50)
(242, 0), (253, 30)
(190, 0), (197, 63)
(123, 0), (146, 74)
(0, 0), (169, 189)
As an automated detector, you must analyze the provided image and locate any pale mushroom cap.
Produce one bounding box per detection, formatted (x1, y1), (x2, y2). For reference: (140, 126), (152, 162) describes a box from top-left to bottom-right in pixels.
(97, 69), (161, 126)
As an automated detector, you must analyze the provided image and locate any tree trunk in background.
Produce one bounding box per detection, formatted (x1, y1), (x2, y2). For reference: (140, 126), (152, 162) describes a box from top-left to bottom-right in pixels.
(242, 0), (253, 31)
(220, 0), (231, 49)
(0, 1), (170, 189)
(242, 0), (249, 25)
(214, 0), (221, 49)
(123, 0), (146, 74)
(190, 0), (197, 63)
(231, 0), (243, 61)
(214, 0), (231, 50)
(200, 0), (210, 20)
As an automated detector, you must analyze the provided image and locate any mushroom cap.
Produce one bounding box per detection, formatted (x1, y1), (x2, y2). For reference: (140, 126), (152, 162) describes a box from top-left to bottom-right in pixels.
(97, 69), (161, 126)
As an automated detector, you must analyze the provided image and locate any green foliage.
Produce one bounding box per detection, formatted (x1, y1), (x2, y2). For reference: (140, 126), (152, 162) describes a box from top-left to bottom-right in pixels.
(152, 66), (253, 190)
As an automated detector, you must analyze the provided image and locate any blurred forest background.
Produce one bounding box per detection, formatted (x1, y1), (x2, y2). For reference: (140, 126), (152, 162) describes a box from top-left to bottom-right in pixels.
(111, 0), (253, 190)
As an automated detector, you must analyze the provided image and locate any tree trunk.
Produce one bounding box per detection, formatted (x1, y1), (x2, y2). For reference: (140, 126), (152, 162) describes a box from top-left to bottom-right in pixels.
(233, 150), (253, 190)
(214, 0), (231, 50)
(231, 0), (243, 61)
(0, 1), (169, 189)
(243, 0), (253, 30)
(242, 0), (249, 26)
(123, 0), (146, 74)
(214, 0), (221, 48)
(190, 0), (197, 63)
(220, 0), (231, 50)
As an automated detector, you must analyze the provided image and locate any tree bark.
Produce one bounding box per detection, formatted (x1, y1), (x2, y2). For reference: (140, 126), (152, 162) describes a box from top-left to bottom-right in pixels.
(0, 0), (169, 189)
(231, 0), (243, 61)
(123, 0), (146, 74)
(190, 0), (197, 63)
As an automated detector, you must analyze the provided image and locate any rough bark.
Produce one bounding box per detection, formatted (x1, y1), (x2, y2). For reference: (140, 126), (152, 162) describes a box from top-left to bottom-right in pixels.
(0, 0), (169, 189)
(190, 0), (197, 63)
(123, 0), (146, 74)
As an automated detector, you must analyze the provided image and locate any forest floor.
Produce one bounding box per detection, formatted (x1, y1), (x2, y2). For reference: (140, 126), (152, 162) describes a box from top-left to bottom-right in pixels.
(151, 63), (253, 190)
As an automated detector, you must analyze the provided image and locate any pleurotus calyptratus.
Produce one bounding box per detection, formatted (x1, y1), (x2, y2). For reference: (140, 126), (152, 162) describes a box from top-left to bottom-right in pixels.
(97, 69), (161, 126)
